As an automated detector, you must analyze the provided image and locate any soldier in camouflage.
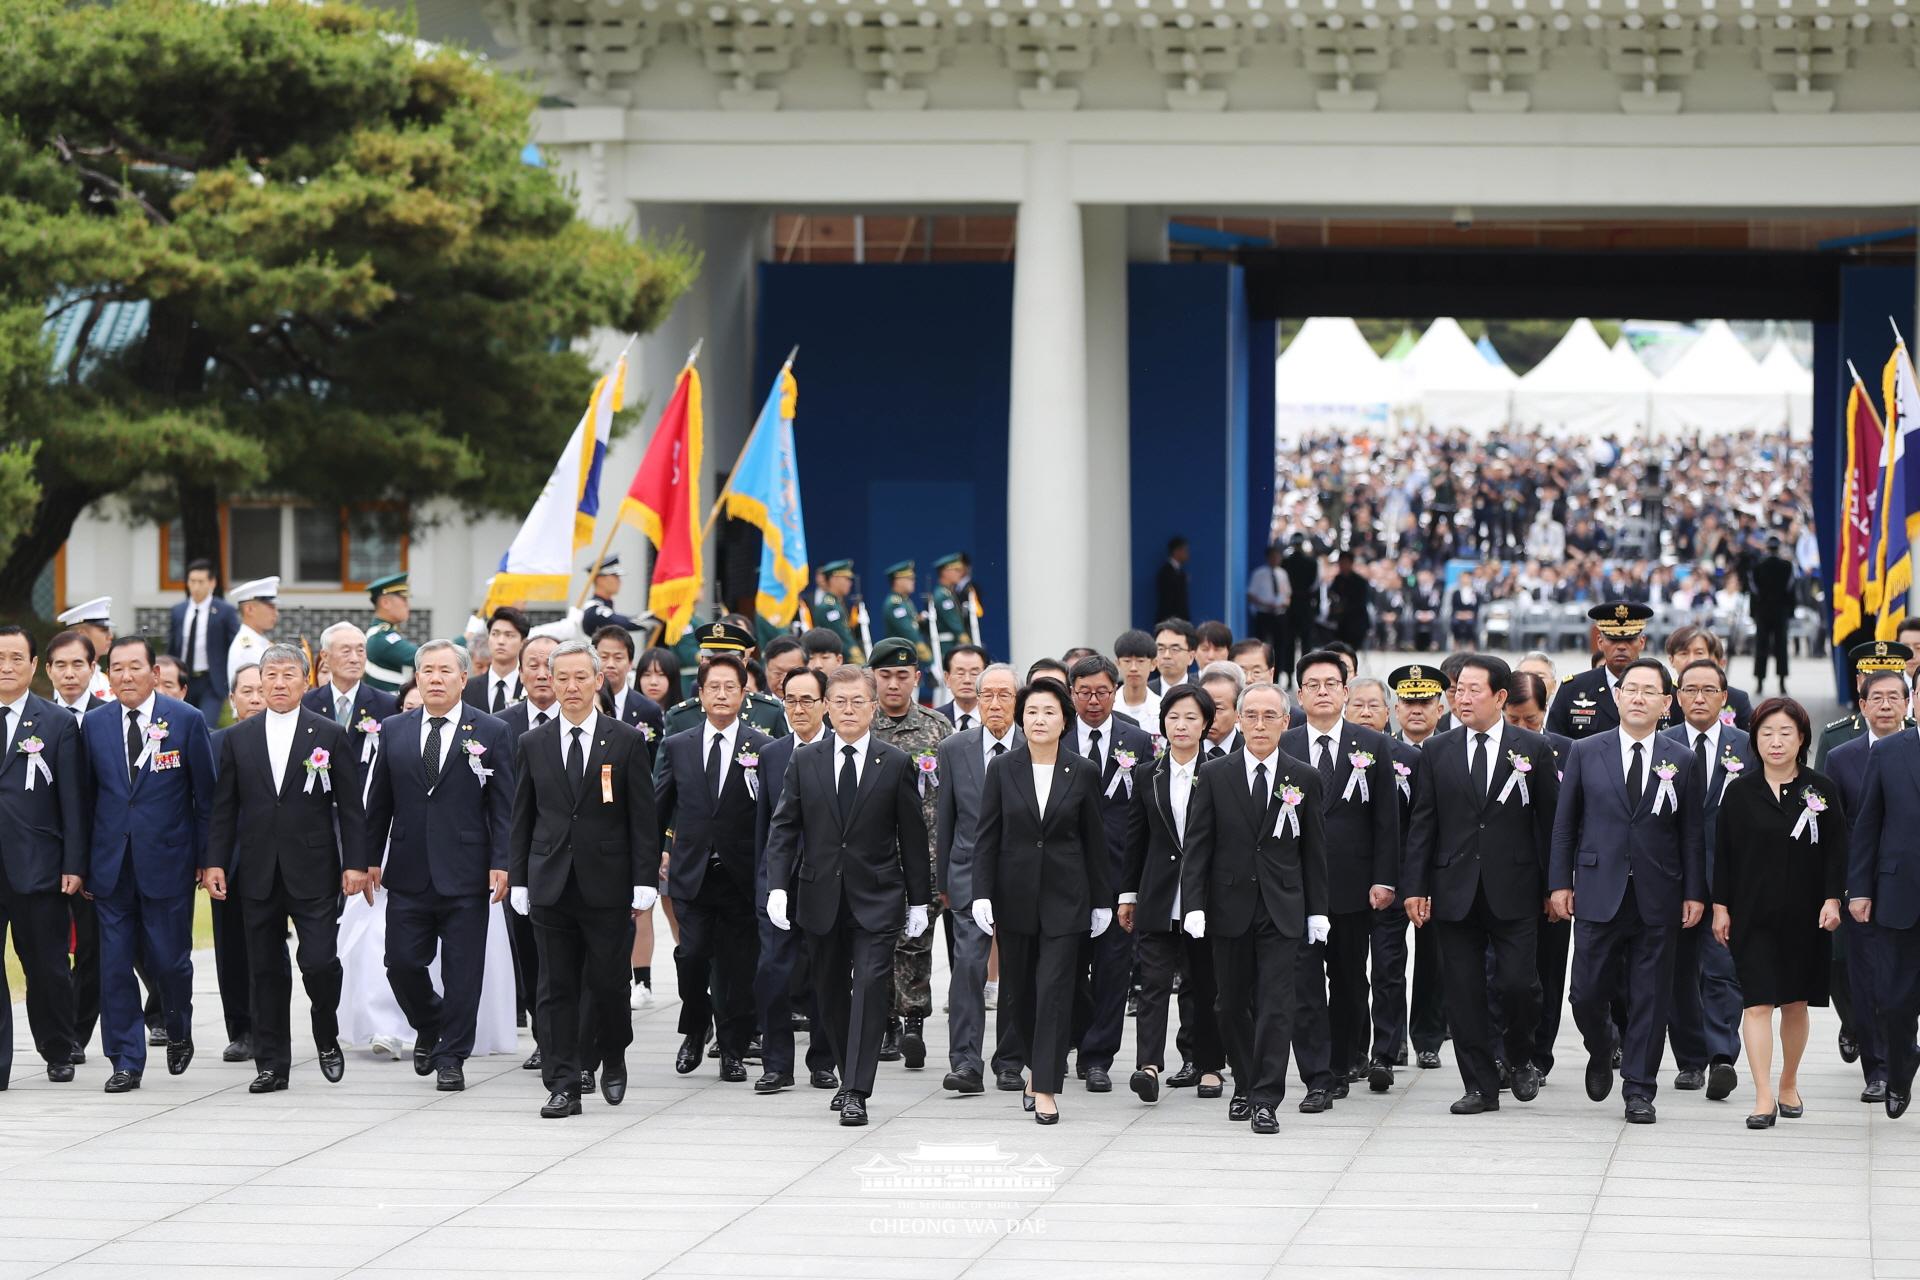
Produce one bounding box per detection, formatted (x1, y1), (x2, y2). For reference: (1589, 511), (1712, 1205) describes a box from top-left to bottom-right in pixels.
(865, 636), (951, 1069)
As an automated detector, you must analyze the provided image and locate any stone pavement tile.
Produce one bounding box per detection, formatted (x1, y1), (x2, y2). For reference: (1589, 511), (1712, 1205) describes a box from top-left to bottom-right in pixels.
(1593, 1175), (1867, 1204)
(116, 1221), (424, 1252)
(36, 1265), (346, 1280)
(361, 1242), (688, 1274)
(1582, 1220), (1871, 1252)
(71, 1238), (395, 1271)
(1283, 1242), (1578, 1271)
(662, 1252), (981, 1280)
(1571, 1249), (1875, 1278)
(164, 1201), (462, 1230)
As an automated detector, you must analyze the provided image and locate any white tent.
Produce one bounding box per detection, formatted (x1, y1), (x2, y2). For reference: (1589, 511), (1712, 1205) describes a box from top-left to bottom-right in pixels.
(1650, 319), (1785, 436)
(1513, 318), (1649, 438)
(1273, 317), (1405, 437)
(1609, 337), (1658, 393)
(1757, 339), (1814, 437)
(1401, 317), (1515, 434)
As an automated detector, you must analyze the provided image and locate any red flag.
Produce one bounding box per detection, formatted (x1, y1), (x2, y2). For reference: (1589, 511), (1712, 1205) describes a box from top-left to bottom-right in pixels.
(1837, 375), (1884, 643)
(619, 366), (704, 643)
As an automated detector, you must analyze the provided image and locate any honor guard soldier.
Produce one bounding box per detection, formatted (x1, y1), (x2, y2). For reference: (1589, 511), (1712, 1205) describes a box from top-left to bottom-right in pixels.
(661, 621), (789, 738)
(582, 555), (643, 636)
(224, 579), (281, 691)
(814, 560), (865, 665)
(881, 562), (932, 666)
(930, 554), (972, 651)
(1546, 602), (1655, 742)
(55, 598), (116, 700)
(1814, 640), (1916, 769)
(362, 573), (418, 694)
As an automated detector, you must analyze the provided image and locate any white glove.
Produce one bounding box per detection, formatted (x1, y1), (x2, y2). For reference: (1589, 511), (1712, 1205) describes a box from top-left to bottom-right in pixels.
(509, 887), (530, 917)
(632, 885), (658, 912)
(1090, 908), (1113, 937)
(906, 904), (929, 939)
(1307, 914), (1331, 945)
(767, 889), (791, 932)
(1182, 910), (1206, 939)
(971, 897), (995, 934)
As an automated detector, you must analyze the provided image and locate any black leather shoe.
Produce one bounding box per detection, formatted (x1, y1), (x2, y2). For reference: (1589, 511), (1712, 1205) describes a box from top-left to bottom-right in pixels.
(1022, 1091), (1035, 1113)
(1084, 1067), (1112, 1093)
(146, 1023), (167, 1047)
(996, 1069), (1025, 1091)
(103, 1070), (142, 1094)
(166, 1037), (193, 1076)
(811, 1069), (839, 1090)
(1298, 1089), (1333, 1114)
(436, 1065), (465, 1092)
(707, 1041), (721, 1059)
(1330, 1080), (1349, 1100)
(1746, 1107), (1778, 1129)
(222, 1037), (252, 1063)
(1888, 1090), (1911, 1120)
(1167, 1061), (1200, 1089)
(878, 1022), (902, 1062)
(1347, 1062), (1372, 1084)
(1197, 1075), (1224, 1099)
(602, 1070), (628, 1106)
(1511, 1064), (1542, 1103)
(1839, 1030), (1861, 1063)
(1228, 1095), (1252, 1122)
(840, 1094), (869, 1126)
(744, 1037), (763, 1064)
(1395, 1047), (1409, 1067)
(1130, 1069), (1160, 1104)
(675, 1036), (705, 1075)
(1250, 1103), (1279, 1134)
(1451, 1090), (1498, 1115)
(1778, 1097), (1805, 1119)
(755, 1071), (794, 1094)
(69, 1049), (86, 1066)
(1585, 1054), (1614, 1102)
(719, 1056), (747, 1083)
(1624, 1096), (1657, 1124)
(1863, 1079), (1889, 1104)
(540, 1091), (581, 1118)
(317, 1046), (345, 1084)
(1610, 1045), (1623, 1070)
(901, 1017), (926, 1070)
(1417, 1050), (1442, 1069)
(1707, 1061), (1739, 1102)
(1496, 1059), (1512, 1091)
(579, 1068), (597, 1094)
(522, 1050), (542, 1070)
(944, 1069), (984, 1094)
(414, 1038), (436, 1077)
(830, 1088), (850, 1112)
(1034, 1100), (1059, 1126)
(1674, 1068), (1705, 1091)
(248, 1071), (288, 1094)
(1368, 1060), (1393, 1093)
(46, 1062), (74, 1083)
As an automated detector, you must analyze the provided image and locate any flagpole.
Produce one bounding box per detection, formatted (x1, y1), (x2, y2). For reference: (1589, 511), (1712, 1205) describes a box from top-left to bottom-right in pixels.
(575, 338), (700, 608)
(699, 346), (799, 545)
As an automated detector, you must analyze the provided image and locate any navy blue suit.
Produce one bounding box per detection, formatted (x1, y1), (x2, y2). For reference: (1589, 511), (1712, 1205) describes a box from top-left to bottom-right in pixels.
(365, 705), (515, 1068)
(1067, 715), (1156, 1076)
(601, 685), (665, 746)
(301, 682), (399, 774)
(1846, 728), (1920, 1098)
(1827, 731), (1891, 1086)
(0, 694), (88, 1082)
(83, 693), (215, 1075)
(1550, 729), (1707, 1100)
(753, 731), (835, 1079)
(168, 595), (241, 718)
(1662, 722), (1754, 1072)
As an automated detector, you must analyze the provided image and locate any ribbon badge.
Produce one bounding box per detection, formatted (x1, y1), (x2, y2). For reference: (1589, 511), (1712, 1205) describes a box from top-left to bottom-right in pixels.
(1791, 786), (1827, 843)
(739, 749), (762, 801)
(1392, 759), (1412, 802)
(1342, 750), (1373, 803)
(1107, 748), (1139, 800)
(135, 719), (169, 771)
(17, 735), (51, 790)
(303, 747), (333, 795)
(1651, 759), (1679, 816)
(464, 734), (492, 786)
(1274, 782), (1305, 839)
(912, 750), (937, 800)
(1497, 750), (1533, 806)
(1718, 749), (1744, 801)
(356, 712), (381, 764)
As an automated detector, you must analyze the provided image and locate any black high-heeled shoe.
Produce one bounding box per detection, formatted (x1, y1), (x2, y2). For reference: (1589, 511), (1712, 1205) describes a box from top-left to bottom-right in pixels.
(1022, 1091), (1036, 1113)
(1196, 1074), (1224, 1099)
(1035, 1099), (1059, 1125)
(1778, 1096), (1805, 1118)
(1746, 1107), (1778, 1129)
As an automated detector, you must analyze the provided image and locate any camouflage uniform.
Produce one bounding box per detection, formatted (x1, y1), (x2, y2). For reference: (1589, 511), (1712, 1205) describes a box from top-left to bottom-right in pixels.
(872, 701), (952, 1019)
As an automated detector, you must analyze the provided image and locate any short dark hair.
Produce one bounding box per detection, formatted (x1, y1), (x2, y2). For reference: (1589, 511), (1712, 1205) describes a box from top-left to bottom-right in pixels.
(1026, 658), (1069, 684)
(488, 607), (531, 640)
(185, 558), (216, 578)
(1230, 638), (1273, 668)
(943, 643), (988, 672)
(1114, 629), (1156, 660)
(1619, 656), (1674, 696)
(1153, 618), (1198, 648)
(46, 629), (94, 664)
(1863, 669), (1910, 702)
(1507, 671), (1548, 710)
(1898, 616), (1920, 642)
(1455, 653), (1512, 692)
(1158, 681), (1216, 737)
(1678, 659), (1727, 692)
(1323, 640), (1358, 673)
(783, 666), (826, 699)
(637, 646), (682, 690)
(698, 653), (750, 689)
(764, 635), (803, 664)
(1166, 536), (1188, 554)
(154, 654), (186, 681)
(1440, 651), (1472, 680)
(108, 634), (156, 666)
(745, 657), (766, 691)
(1196, 621), (1233, 650)
(1296, 648), (1347, 687)
(1663, 623), (1725, 665)
(591, 625), (636, 659)
(1069, 654), (1120, 687)
(1016, 676), (1072, 728)
(1749, 696), (1812, 763)
(0, 624), (37, 661)
(1061, 646), (1098, 667)
(800, 627), (845, 659)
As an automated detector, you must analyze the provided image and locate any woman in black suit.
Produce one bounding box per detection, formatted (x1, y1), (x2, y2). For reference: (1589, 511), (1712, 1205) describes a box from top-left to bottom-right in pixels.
(1711, 697), (1845, 1129)
(1119, 683), (1224, 1104)
(971, 677), (1114, 1123)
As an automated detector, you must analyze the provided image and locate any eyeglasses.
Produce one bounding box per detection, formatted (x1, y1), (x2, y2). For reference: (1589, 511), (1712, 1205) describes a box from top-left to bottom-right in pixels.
(1155, 644), (1190, 656)
(783, 694), (822, 709)
(1072, 686), (1114, 700)
(1677, 685), (1723, 699)
(1299, 679), (1344, 693)
(1240, 710), (1286, 725)
(827, 695), (871, 710)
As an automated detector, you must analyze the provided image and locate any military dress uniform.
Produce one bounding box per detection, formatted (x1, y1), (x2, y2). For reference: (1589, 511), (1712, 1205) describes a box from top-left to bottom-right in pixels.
(880, 562), (932, 666)
(1544, 603), (1655, 742)
(659, 621), (789, 739)
(362, 572), (418, 694)
(812, 561), (865, 664)
(222, 578), (280, 688)
(929, 553), (971, 652)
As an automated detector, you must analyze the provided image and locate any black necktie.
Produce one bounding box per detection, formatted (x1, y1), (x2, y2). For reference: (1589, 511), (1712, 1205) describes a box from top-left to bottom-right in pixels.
(126, 709), (142, 785)
(1694, 733), (1710, 790)
(1471, 731), (1489, 797)
(491, 679), (507, 714)
(0, 705), (10, 756)
(837, 744), (858, 821)
(1627, 742), (1645, 810)
(992, 741), (1006, 760)
(1316, 735), (1336, 782)
(566, 726), (585, 798)
(959, 713), (972, 732)
(535, 711), (550, 727)
(185, 606), (201, 675)
(706, 730), (725, 801)
(1088, 728), (1103, 776)
(423, 716), (446, 790)
(1252, 760), (1269, 814)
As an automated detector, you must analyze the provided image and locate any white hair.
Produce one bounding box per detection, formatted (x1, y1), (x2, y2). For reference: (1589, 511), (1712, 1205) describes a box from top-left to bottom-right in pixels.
(320, 621), (365, 650)
(415, 638), (470, 675)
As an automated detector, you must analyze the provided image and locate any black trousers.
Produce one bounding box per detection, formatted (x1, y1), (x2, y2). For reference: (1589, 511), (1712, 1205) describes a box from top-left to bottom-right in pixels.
(1752, 614), (1791, 684)
(1320, 907), (1372, 1076)
(1438, 885), (1541, 1099)
(1836, 916), (1888, 1084)
(1369, 906), (1409, 1063)
(1, 888), (79, 1083)
(210, 893), (252, 1043)
(1290, 936), (1336, 1093)
(999, 928), (1082, 1094)
(240, 880), (343, 1076)
(532, 876), (634, 1096)
(1070, 914), (1132, 1073)
(69, 894), (100, 1049)
(1135, 928), (1221, 1073)
(1213, 908), (1302, 1107)
(1875, 921), (1920, 1097)
(1570, 891), (1677, 1100)
(386, 888), (489, 1068)
(807, 910), (895, 1097)
(1533, 916), (1572, 1075)
(756, 912), (834, 1078)
(507, 907), (539, 1025)
(673, 861), (759, 1057)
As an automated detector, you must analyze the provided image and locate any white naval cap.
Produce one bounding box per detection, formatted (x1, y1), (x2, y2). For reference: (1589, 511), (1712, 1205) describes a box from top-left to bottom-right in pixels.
(231, 576), (281, 605)
(56, 596), (112, 627)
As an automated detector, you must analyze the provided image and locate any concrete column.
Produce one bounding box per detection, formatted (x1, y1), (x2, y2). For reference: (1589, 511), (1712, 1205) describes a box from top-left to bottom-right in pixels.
(1127, 205), (1169, 264)
(1083, 205), (1131, 649)
(1007, 140), (1089, 666)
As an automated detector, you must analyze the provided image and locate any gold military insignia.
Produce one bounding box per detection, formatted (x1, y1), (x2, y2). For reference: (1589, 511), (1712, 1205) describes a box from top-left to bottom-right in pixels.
(1410, 666), (1423, 678)
(1877, 642), (1889, 657)
(1614, 605), (1630, 620)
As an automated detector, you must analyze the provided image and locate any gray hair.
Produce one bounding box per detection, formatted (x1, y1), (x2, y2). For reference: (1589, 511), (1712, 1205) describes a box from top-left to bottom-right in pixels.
(978, 662), (1018, 688)
(319, 621), (365, 650)
(1198, 660), (1246, 695)
(827, 665), (877, 697)
(415, 638), (470, 675)
(1349, 676), (1391, 704)
(230, 662), (261, 688)
(258, 643), (307, 676)
(1237, 680), (1289, 716)
(549, 639), (602, 676)
(1520, 650), (1556, 676)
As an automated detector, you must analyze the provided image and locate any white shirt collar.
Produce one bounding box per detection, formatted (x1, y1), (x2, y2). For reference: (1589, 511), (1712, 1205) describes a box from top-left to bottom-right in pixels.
(1307, 720), (1344, 756)
(704, 717), (740, 752)
(124, 691), (158, 724)
(330, 679), (360, 702)
(1168, 750), (1199, 779)
(560, 708), (599, 740)
(527, 700), (557, 725)
(835, 730), (872, 758)
(983, 725), (1016, 759)
(0, 690), (28, 746)
(1463, 719), (1504, 760)
(1244, 746), (1280, 786)
(1620, 723), (1658, 773)
(794, 725), (829, 747)
(1686, 720), (1721, 756)
(1078, 717), (1112, 749)
(263, 706), (300, 728)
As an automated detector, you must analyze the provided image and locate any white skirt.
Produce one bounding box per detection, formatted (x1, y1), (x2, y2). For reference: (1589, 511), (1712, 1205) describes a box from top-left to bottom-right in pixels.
(335, 886), (520, 1056)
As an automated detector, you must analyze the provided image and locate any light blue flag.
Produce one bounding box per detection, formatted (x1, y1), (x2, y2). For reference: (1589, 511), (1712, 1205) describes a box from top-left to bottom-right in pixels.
(721, 367), (808, 627)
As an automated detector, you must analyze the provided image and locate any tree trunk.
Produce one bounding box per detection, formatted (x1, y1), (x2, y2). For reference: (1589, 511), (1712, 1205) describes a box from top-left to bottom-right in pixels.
(0, 485), (97, 619)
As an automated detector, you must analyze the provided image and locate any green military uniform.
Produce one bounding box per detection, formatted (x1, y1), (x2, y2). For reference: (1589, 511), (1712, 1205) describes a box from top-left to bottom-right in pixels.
(880, 561), (932, 665)
(1814, 712), (1865, 772)
(362, 572), (418, 694)
(660, 619), (789, 739)
(929, 552), (971, 651)
(813, 559), (864, 664)
(865, 637), (951, 1050)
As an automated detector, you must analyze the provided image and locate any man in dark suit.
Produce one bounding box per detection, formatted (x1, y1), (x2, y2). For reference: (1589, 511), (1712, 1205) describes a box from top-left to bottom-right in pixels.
(496, 634), (561, 1064)
(1182, 681), (1330, 1134)
(1749, 535), (1795, 696)
(765, 665), (932, 1127)
(1281, 650), (1398, 1100)
(1662, 658), (1755, 1102)
(1328, 553), (1371, 652)
(1546, 602), (1654, 741)
(167, 558), (241, 723)
(364, 640), (515, 1091)
(593, 625), (666, 745)
(752, 666), (839, 1093)
(508, 640), (659, 1118)
(204, 644), (364, 1093)
(656, 651), (770, 1084)
(1402, 654), (1560, 1114)
(1279, 535), (1318, 684)
(1065, 654), (1157, 1092)
(465, 607), (529, 714)
(0, 626), (88, 1087)
(1848, 668), (1920, 1118)
(207, 664), (266, 1064)
(84, 636), (215, 1092)
(1154, 537), (1191, 624)
(1503, 671), (1576, 1079)
(1550, 657), (1707, 1124)
(302, 622), (400, 771)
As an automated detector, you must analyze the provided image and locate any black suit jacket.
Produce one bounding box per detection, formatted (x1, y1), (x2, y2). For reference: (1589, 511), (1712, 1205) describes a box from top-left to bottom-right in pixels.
(0, 694), (89, 893)
(765, 735), (930, 935)
(600, 685), (665, 746)
(754, 730), (825, 905)
(365, 707), (516, 898)
(1121, 754), (1198, 931)
(974, 744), (1114, 937)
(508, 715), (658, 909)
(1181, 749), (1329, 939)
(1154, 560), (1190, 623)
(496, 699), (561, 769)
(464, 670), (523, 716)
(168, 596), (241, 697)
(1279, 721), (1400, 913)
(1401, 725), (1560, 922)
(206, 710), (366, 901)
(300, 682), (400, 769)
(1070, 717), (1157, 884)
(656, 721), (773, 900)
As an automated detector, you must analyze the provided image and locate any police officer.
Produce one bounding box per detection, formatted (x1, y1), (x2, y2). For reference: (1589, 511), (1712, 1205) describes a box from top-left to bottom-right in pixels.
(582, 555), (644, 636)
(224, 579), (280, 691)
(661, 621), (789, 739)
(880, 563), (931, 666)
(1545, 602), (1655, 742)
(362, 573), (418, 695)
(930, 554), (971, 651)
(810, 561), (864, 665)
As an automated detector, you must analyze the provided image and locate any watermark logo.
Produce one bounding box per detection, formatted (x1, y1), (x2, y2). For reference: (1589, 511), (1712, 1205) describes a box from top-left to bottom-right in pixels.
(857, 1142), (1060, 1236)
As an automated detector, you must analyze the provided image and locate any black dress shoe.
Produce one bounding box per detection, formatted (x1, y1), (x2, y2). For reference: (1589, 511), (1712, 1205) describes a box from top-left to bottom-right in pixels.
(1368, 1060), (1393, 1093)
(578, 1068), (597, 1094)
(1298, 1089), (1333, 1114)
(522, 1050), (542, 1070)
(248, 1071), (289, 1094)
(1610, 1045), (1623, 1070)
(602, 1071), (628, 1105)
(840, 1094), (869, 1126)
(69, 1049), (87, 1066)
(1707, 1061), (1739, 1102)
(1250, 1103), (1280, 1134)
(830, 1088), (850, 1111)
(166, 1037), (193, 1076)
(1228, 1095), (1252, 1122)
(1197, 1075), (1224, 1099)
(46, 1062), (74, 1083)
(1496, 1059), (1512, 1091)
(222, 1037), (252, 1064)
(317, 1046), (345, 1084)
(996, 1069), (1025, 1091)
(1033, 1100), (1058, 1126)
(1130, 1069), (1160, 1104)
(811, 1069), (840, 1090)
(1166, 1061), (1200, 1089)
(1888, 1090), (1911, 1120)
(103, 1070), (142, 1094)
(1624, 1096), (1657, 1124)
(1863, 1079), (1889, 1104)
(1395, 1047), (1409, 1067)
(1451, 1091), (1498, 1115)
(707, 1041), (721, 1059)
(1674, 1068), (1705, 1091)
(744, 1037), (763, 1064)
(755, 1071), (794, 1094)
(1330, 1079), (1349, 1100)
(1022, 1091), (1035, 1113)
(1417, 1050), (1442, 1069)
(1839, 1029), (1861, 1063)
(540, 1091), (582, 1119)
(436, 1065), (465, 1092)
(1347, 1062), (1372, 1084)
(944, 1069), (984, 1094)
(1746, 1107), (1778, 1129)
(719, 1056), (747, 1083)
(1084, 1067), (1112, 1093)
(878, 1022), (902, 1062)
(1585, 1054), (1614, 1103)
(901, 1017), (926, 1070)
(1511, 1064), (1542, 1103)
(675, 1036), (706, 1075)
(414, 1039), (436, 1077)
(146, 1023), (168, 1047)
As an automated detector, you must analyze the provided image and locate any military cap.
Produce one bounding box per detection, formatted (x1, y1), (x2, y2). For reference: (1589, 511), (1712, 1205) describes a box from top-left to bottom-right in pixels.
(885, 560), (915, 579)
(868, 637), (919, 669)
(1589, 601), (1653, 639)
(1850, 639), (1912, 675)
(366, 572), (408, 602)
(56, 596), (112, 627)
(933, 552), (967, 571)
(820, 559), (854, 577)
(1387, 663), (1448, 702)
(694, 620), (755, 654)
(589, 554), (623, 575)
(232, 578), (281, 606)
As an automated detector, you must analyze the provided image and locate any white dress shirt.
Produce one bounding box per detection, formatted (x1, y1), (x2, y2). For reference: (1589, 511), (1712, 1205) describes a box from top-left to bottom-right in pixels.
(0, 691), (28, 755)
(559, 708), (600, 769)
(1243, 746), (1281, 795)
(949, 702), (978, 733)
(329, 681), (361, 723)
(1685, 719), (1721, 764)
(1076, 718), (1114, 772)
(183, 597), (212, 674)
(833, 731), (872, 785)
(122, 692), (159, 777)
(1464, 719), (1505, 792)
(527, 702), (557, 729)
(793, 725), (828, 749)
(1620, 724), (1658, 782)
(487, 671), (521, 710)
(702, 718), (740, 791)
(263, 706), (300, 788)
(1032, 761), (1054, 815)
(1118, 686), (1161, 731)
(983, 725), (1016, 768)
(417, 707), (459, 775)
(1307, 721), (1346, 773)
(1247, 564), (1289, 613)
